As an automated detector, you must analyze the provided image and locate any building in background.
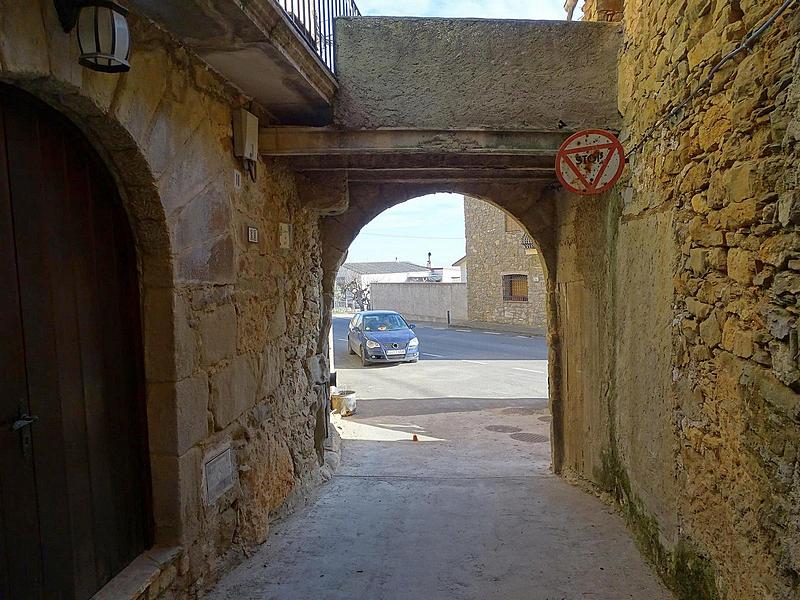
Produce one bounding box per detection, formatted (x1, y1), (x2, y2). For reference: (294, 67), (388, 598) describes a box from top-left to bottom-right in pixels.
(464, 196), (547, 331)
(335, 261), (430, 309)
(452, 255), (468, 282)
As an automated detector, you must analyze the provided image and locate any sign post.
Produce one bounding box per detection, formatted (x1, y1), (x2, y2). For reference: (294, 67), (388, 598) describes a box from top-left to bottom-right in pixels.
(555, 130), (625, 195)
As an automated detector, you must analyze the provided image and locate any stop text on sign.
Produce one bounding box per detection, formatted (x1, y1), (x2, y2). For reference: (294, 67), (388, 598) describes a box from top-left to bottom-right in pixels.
(555, 130), (626, 196)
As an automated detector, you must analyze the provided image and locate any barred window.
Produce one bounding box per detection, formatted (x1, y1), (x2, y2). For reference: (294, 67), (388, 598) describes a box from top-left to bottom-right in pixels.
(502, 274), (528, 302)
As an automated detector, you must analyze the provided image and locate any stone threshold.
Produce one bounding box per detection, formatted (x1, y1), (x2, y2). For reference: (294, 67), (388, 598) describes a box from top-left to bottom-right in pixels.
(91, 546), (181, 600)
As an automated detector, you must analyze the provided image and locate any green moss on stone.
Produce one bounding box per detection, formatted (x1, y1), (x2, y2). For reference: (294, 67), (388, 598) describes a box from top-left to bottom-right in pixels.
(600, 447), (721, 600)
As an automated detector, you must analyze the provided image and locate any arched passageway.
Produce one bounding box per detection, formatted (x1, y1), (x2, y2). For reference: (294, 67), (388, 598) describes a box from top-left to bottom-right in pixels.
(318, 181), (568, 467)
(209, 192), (672, 599)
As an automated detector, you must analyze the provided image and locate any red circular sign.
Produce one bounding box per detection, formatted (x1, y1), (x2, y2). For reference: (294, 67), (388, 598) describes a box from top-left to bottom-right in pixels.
(555, 130), (626, 196)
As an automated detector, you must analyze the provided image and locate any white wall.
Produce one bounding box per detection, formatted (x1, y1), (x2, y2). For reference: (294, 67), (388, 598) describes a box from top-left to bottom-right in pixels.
(370, 283), (468, 324)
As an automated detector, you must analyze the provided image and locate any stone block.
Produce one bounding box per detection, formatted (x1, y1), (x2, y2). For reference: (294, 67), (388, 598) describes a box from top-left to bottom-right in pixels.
(765, 307), (794, 341)
(687, 297), (713, 319)
(759, 234), (800, 269)
(211, 354), (258, 429)
(771, 272), (800, 297)
(778, 190), (800, 227)
(721, 318), (753, 358)
(688, 30), (721, 68)
(700, 313), (722, 347)
(176, 374), (209, 455)
(727, 248), (756, 285)
(707, 247), (728, 272)
(691, 193), (711, 214)
(176, 234), (236, 285)
(146, 382), (178, 456)
(150, 447), (202, 545)
(143, 287), (178, 383)
(769, 340), (800, 387)
(679, 162), (710, 194)
(174, 294), (199, 381)
(724, 161), (758, 203)
(718, 198), (759, 229)
(267, 295), (287, 339)
(688, 217), (724, 247)
(171, 183), (232, 253)
(199, 305), (237, 367)
(687, 249), (708, 274)
(260, 344), (284, 399)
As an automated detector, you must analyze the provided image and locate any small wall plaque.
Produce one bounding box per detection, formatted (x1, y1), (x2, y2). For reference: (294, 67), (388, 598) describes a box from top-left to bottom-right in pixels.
(204, 447), (234, 504)
(247, 226), (259, 244)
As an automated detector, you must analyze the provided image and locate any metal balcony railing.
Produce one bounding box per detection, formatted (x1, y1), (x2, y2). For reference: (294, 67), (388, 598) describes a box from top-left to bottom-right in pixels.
(277, 0), (360, 73)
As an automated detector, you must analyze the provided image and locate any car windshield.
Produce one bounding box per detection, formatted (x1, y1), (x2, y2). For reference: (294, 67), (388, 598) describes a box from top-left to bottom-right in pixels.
(363, 314), (408, 332)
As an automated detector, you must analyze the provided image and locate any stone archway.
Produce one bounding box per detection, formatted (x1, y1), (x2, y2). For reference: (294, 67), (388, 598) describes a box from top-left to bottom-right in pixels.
(319, 180), (567, 469)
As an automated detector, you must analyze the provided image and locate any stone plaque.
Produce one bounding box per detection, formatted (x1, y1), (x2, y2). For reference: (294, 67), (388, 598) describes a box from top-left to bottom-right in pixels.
(204, 447), (234, 504)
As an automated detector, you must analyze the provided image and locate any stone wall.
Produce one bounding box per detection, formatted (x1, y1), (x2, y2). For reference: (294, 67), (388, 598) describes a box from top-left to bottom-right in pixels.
(582, 0), (624, 22)
(334, 17), (622, 132)
(0, 2), (330, 597)
(464, 197), (547, 330)
(556, 1), (800, 598)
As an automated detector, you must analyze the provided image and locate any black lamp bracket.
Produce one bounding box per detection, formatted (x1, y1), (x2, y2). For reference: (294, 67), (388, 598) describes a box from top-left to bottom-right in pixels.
(54, 0), (129, 33)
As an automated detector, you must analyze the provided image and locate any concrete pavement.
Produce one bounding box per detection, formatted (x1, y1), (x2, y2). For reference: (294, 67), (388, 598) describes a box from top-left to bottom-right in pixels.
(208, 317), (672, 600)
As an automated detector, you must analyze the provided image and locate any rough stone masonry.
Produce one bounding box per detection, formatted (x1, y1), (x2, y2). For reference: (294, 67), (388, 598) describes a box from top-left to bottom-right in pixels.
(0, 0), (799, 599)
(591, 0), (800, 597)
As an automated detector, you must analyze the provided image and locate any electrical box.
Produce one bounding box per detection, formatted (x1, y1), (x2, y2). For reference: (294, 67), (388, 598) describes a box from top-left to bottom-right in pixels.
(233, 108), (258, 160)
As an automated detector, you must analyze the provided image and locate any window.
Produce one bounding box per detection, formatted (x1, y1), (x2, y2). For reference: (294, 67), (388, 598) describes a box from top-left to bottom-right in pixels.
(505, 214), (522, 233)
(363, 313), (409, 332)
(502, 274), (529, 302)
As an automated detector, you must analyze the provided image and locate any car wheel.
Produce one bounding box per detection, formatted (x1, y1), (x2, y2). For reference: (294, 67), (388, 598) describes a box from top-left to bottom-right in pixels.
(361, 346), (371, 367)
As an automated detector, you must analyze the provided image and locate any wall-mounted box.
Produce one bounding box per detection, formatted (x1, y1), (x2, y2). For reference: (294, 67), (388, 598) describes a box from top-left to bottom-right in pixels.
(233, 108), (258, 160)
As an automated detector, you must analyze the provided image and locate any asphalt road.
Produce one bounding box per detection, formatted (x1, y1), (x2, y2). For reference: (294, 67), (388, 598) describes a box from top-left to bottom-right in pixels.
(332, 315), (550, 400)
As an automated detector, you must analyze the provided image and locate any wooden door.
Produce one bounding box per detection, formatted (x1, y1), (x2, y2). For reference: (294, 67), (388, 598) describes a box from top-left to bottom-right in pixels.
(0, 86), (152, 600)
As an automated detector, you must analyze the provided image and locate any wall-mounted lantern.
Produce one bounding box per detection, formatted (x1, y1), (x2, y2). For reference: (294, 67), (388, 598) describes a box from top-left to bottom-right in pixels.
(54, 0), (131, 73)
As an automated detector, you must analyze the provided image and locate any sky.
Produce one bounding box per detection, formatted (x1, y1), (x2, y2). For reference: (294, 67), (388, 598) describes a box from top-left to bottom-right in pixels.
(344, 0), (580, 267)
(347, 193), (467, 267)
(356, 0), (579, 19)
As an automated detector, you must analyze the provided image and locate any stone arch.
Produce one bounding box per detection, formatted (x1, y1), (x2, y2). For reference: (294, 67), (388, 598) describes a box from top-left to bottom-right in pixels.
(0, 75), (181, 546)
(319, 180), (565, 468)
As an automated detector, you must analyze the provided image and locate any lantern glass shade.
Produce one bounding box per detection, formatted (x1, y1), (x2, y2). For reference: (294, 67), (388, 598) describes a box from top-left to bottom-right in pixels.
(77, 2), (130, 73)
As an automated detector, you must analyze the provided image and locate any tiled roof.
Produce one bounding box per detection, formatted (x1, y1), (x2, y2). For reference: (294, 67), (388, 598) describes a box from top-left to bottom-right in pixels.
(341, 261), (429, 275)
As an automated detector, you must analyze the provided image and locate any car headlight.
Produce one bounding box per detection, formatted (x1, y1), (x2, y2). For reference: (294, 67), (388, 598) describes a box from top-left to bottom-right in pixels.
(407, 337), (419, 348)
(365, 340), (380, 349)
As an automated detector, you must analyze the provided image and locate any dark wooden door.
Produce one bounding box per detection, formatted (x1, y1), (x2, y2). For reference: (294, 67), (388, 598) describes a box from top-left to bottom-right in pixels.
(0, 86), (152, 600)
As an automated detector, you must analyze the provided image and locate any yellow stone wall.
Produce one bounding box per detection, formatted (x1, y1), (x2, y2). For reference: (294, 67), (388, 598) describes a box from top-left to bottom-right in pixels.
(594, 0), (800, 597)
